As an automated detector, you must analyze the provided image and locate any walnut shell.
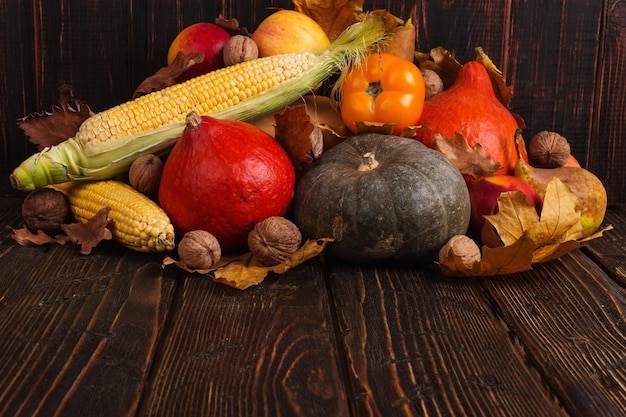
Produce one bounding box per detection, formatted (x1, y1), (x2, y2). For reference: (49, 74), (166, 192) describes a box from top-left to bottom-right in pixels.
(22, 188), (70, 235)
(223, 35), (259, 66)
(422, 69), (444, 99)
(529, 131), (571, 168)
(129, 154), (163, 195)
(438, 234), (481, 269)
(248, 216), (302, 266)
(178, 230), (221, 270)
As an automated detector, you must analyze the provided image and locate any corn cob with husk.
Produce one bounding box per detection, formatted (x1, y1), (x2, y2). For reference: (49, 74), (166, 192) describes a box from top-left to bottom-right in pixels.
(51, 180), (175, 252)
(11, 14), (390, 191)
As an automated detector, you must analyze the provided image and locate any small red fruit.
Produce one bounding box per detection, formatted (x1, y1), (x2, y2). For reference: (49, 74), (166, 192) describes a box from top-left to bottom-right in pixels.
(158, 113), (296, 252)
(167, 23), (231, 80)
(467, 175), (543, 240)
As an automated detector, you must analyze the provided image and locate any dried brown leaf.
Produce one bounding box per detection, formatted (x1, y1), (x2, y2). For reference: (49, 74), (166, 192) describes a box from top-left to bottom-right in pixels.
(132, 52), (205, 99)
(215, 14), (249, 35)
(61, 207), (113, 255)
(10, 226), (70, 247)
(17, 100), (93, 150)
(380, 5), (416, 61)
(274, 105), (319, 169)
(416, 46), (461, 90)
(475, 46), (514, 108)
(433, 132), (503, 180)
(354, 121), (396, 135)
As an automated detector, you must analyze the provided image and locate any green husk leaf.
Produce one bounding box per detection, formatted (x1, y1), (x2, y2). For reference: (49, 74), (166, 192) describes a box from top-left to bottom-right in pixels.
(10, 14), (390, 191)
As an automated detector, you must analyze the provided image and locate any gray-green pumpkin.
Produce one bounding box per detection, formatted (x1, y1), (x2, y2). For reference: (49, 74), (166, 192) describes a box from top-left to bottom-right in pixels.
(293, 133), (470, 263)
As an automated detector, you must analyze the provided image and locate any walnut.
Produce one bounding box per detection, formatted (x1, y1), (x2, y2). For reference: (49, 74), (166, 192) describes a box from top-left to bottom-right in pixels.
(223, 35), (259, 66)
(129, 154), (163, 195)
(422, 69), (444, 99)
(529, 130), (571, 168)
(22, 188), (70, 235)
(248, 216), (302, 266)
(438, 235), (481, 270)
(177, 230), (221, 270)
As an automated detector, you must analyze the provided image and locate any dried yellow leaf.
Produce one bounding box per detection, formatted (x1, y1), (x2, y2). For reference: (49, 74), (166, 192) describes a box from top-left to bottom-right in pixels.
(438, 177), (612, 277)
(163, 238), (333, 290)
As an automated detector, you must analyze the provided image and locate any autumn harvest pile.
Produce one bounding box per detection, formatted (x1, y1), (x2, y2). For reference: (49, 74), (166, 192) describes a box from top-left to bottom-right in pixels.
(7, 1), (612, 289)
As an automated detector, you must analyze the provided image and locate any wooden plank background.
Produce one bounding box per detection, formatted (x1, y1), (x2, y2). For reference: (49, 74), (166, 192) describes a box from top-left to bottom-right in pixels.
(1, 0), (624, 203)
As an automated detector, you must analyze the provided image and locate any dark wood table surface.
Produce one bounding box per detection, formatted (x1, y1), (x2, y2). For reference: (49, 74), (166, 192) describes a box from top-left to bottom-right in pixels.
(1, 195), (625, 417)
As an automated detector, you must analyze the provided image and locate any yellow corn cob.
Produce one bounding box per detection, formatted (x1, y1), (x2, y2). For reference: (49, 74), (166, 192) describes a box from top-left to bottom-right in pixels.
(51, 180), (175, 253)
(78, 52), (317, 151)
(10, 14), (391, 191)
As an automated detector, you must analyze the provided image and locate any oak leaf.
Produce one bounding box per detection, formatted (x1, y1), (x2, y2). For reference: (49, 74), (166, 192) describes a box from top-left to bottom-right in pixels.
(10, 206), (112, 255)
(17, 100), (93, 150)
(10, 226), (70, 247)
(215, 14), (249, 35)
(163, 238), (333, 290)
(433, 132), (503, 179)
(273, 104), (323, 169)
(132, 52), (205, 99)
(61, 207), (113, 255)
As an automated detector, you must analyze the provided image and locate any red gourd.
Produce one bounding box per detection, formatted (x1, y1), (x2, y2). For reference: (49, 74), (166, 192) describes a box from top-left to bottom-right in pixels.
(158, 113), (296, 252)
(415, 61), (525, 179)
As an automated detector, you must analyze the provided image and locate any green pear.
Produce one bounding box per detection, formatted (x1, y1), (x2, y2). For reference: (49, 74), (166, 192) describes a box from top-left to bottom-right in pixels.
(513, 132), (607, 238)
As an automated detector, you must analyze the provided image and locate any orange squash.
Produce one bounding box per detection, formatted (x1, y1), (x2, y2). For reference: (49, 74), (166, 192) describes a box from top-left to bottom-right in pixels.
(415, 61), (525, 180)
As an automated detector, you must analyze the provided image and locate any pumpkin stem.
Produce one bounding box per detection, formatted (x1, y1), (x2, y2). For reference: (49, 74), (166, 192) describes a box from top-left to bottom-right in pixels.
(357, 152), (379, 171)
(185, 111), (203, 130)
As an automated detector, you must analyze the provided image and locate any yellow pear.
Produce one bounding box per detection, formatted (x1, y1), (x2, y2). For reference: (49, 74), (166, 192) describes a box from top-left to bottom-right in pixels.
(513, 131), (607, 237)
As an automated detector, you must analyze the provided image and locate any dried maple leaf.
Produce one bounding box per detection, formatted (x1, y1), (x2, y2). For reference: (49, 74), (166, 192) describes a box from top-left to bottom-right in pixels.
(273, 104), (322, 169)
(438, 178), (613, 277)
(132, 52), (205, 99)
(433, 132), (503, 180)
(163, 238), (333, 289)
(61, 207), (113, 255)
(17, 100), (93, 150)
(293, 0), (366, 42)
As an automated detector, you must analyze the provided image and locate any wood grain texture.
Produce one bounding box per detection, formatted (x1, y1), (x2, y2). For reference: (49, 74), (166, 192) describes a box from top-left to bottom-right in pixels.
(588, 0), (626, 205)
(481, 253), (626, 416)
(584, 209), (626, 286)
(0, 199), (176, 417)
(327, 262), (561, 417)
(138, 263), (348, 417)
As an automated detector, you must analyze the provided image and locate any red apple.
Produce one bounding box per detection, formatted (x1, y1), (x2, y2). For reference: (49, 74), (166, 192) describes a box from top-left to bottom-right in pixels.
(167, 23), (231, 80)
(467, 175), (544, 240)
(251, 10), (330, 57)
